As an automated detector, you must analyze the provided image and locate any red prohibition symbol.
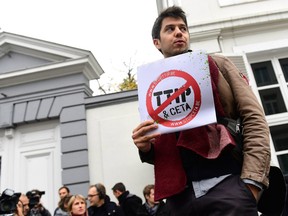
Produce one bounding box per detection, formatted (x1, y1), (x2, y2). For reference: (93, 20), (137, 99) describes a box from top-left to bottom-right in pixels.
(146, 69), (201, 127)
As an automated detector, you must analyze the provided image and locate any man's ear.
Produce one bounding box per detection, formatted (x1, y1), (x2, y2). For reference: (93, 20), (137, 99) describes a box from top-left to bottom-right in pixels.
(145, 194), (150, 200)
(153, 38), (161, 49)
(153, 39), (162, 53)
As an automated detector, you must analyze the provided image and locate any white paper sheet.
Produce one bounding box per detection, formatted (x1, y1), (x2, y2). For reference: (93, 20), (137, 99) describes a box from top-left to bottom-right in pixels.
(137, 50), (217, 134)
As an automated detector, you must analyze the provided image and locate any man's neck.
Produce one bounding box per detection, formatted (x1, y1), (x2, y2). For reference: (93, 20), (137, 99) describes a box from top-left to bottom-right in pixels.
(95, 199), (105, 207)
(146, 201), (156, 208)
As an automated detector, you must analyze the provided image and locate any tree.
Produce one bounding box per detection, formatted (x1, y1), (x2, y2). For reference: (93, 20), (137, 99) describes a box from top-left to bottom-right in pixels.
(118, 67), (137, 91)
(94, 53), (138, 95)
(96, 79), (107, 94)
(118, 56), (138, 91)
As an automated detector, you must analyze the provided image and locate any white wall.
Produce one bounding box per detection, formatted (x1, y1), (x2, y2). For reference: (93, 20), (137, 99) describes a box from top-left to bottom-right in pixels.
(86, 101), (154, 202)
(182, 0), (288, 24)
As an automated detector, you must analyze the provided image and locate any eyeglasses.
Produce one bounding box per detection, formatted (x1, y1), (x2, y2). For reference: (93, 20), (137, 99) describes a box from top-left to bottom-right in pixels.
(87, 194), (99, 198)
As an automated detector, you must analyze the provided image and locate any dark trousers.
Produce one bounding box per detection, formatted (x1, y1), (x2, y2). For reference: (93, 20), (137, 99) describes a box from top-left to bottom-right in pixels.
(166, 175), (258, 216)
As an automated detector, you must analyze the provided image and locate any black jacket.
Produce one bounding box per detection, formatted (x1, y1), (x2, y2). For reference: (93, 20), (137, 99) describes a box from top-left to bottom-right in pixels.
(29, 206), (52, 216)
(88, 196), (124, 216)
(118, 191), (142, 216)
(136, 201), (170, 216)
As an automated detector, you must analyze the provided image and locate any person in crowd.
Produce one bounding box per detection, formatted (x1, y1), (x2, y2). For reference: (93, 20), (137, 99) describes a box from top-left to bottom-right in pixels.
(26, 189), (51, 216)
(132, 5), (271, 216)
(54, 195), (72, 216)
(16, 202), (25, 216)
(111, 182), (142, 216)
(87, 183), (124, 216)
(18, 194), (30, 216)
(67, 194), (87, 216)
(136, 184), (170, 216)
(58, 187), (70, 200)
(54, 186), (71, 216)
(15, 194), (30, 216)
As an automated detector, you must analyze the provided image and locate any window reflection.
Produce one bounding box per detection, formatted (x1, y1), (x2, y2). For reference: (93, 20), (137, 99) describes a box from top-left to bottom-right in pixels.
(271, 124), (288, 175)
(259, 88), (287, 115)
(279, 58), (288, 82)
(251, 61), (278, 87)
(270, 124), (288, 151)
(277, 154), (288, 175)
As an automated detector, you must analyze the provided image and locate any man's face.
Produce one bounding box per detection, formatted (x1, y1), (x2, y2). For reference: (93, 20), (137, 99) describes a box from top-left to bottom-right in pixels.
(153, 17), (190, 58)
(19, 195), (30, 216)
(145, 189), (159, 206)
(59, 188), (69, 199)
(87, 187), (101, 207)
(112, 190), (121, 199)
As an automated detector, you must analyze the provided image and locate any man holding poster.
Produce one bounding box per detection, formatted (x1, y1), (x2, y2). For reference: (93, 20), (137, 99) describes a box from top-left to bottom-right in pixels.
(132, 5), (271, 216)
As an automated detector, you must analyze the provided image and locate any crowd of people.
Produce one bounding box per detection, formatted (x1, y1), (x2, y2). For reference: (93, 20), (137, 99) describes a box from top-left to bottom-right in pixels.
(11, 183), (170, 216)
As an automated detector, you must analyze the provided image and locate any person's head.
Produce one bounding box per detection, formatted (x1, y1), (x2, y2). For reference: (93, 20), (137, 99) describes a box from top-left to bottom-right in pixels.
(111, 182), (126, 198)
(152, 6), (190, 58)
(67, 194), (86, 216)
(87, 184), (106, 207)
(58, 186), (70, 199)
(143, 185), (158, 207)
(18, 194), (30, 216)
(63, 195), (73, 211)
(59, 195), (72, 211)
(26, 189), (45, 208)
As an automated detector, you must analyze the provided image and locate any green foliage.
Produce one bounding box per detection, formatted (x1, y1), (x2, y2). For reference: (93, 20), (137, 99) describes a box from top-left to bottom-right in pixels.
(118, 72), (137, 91)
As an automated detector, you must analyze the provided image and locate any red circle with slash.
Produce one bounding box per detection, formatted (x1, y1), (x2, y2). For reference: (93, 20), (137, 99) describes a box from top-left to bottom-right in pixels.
(146, 70), (201, 127)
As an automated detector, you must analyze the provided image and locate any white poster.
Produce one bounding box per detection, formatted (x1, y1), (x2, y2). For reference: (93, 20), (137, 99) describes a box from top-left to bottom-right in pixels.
(137, 50), (216, 134)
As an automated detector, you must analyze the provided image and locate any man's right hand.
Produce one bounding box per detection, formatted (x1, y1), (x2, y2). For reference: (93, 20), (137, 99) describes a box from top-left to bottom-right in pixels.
(132, 120), (161, 152)
(16, 201), (24, 216)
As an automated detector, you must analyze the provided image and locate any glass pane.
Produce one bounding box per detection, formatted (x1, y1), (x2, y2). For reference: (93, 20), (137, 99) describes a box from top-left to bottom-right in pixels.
(270, 124), (288, 151)
(259, 88), (287, 115)
(279, 58), (288, 82)
(251, 61), (278, 87)
(277, 154), (288, 176)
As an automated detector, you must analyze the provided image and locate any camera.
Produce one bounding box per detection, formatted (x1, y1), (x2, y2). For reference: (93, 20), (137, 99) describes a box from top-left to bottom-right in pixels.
(0, 188), (21, 214)
(26, 190), (45, 207)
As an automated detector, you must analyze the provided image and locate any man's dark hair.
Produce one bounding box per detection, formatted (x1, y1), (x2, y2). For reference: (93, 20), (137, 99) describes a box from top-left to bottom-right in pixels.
(58, 195), (72, 210)
(152, 5), (188, 40)
(58, 186), (70, 193)
(143, 184), (154, 201)
(94, 183), (106, 199)
(111, 182), (126, 192)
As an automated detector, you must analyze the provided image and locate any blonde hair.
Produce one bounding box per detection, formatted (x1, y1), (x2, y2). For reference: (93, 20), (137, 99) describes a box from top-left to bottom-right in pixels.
(67, 194), (87, 213)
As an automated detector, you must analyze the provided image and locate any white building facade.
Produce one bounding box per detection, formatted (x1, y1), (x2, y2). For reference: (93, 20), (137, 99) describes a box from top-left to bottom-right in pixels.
(156, 0), (288, 170)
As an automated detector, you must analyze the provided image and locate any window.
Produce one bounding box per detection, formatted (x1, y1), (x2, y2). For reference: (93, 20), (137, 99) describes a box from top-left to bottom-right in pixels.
(252, 61), (277, 87)
(270, 124), (288, 175)
(251, 56), (288, 173)
(258, 88), (286, 115)
(279, 58), (288, 82)
(251, 59), (288, 115)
